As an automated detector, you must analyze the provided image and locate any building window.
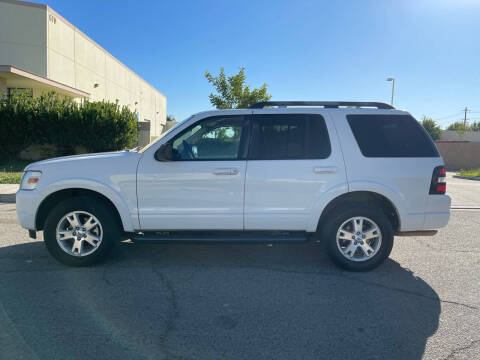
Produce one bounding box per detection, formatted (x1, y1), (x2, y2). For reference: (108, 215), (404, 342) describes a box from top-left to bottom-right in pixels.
(7, 88), (33, 99)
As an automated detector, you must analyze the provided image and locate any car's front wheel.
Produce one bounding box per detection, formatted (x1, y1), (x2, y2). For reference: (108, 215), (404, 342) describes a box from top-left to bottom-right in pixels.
(322, 204), (394, 271)
(44, 196), (120, 266)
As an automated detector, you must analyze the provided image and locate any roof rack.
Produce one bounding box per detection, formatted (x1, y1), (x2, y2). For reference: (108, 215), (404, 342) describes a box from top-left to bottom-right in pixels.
(249, 101), (394, 110)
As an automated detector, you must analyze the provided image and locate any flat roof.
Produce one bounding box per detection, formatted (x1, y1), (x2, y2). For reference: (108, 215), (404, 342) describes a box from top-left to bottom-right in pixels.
(0, 65), (90, 97)
(0, 0), (165, 98)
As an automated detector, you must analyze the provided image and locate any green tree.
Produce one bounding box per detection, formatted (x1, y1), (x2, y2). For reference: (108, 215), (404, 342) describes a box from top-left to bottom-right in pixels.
(447, 121), (466, 131)
(166, 114), (176, 122)
(420, 116), (442, 140)
(446, 121), (468, 135)
(470, 121), (480, 131)
(204, 67), (272, 109)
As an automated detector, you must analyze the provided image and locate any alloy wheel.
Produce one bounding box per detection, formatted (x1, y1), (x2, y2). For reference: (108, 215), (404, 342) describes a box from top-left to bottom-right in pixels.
(55, 211), (103, 257)
(336, 216), (382, 262)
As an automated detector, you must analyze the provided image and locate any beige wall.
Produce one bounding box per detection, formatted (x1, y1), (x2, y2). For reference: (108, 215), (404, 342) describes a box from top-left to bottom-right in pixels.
(436, 141), (480, 170)
(0, 1), (47, 76)
(46, 8), (166, 136)
(0, 0), (166, 137)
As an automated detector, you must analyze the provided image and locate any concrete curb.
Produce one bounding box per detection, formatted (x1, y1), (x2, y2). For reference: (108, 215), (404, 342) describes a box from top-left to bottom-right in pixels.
(453, 175), (480, 181)
(0, 193), (16, 203)
(0, 184), (19, 203)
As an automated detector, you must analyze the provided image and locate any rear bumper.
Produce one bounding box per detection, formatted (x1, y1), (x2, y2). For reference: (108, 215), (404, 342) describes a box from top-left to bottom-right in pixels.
(423, 195), (451, 229)
(400, 195), (451, 231)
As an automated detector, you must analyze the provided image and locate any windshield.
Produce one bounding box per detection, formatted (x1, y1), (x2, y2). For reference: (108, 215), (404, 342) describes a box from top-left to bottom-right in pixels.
(138, 115), (193, 153)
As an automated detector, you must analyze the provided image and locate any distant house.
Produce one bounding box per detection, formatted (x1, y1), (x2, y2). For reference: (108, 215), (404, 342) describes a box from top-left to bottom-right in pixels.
(0, 0), (166, 142)
(440, 130), (480, 143)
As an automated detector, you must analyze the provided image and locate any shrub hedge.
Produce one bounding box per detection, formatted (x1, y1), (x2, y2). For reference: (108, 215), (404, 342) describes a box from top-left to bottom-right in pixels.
(0, 92), (138, 160)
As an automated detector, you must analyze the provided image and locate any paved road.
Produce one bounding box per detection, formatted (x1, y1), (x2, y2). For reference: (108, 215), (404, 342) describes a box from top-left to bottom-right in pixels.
(0, 202), (479, 360)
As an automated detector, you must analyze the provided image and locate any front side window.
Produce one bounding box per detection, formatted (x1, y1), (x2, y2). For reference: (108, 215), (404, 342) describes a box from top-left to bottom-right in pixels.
(249, 114), (331, 160)
(171, 115), (246, 160)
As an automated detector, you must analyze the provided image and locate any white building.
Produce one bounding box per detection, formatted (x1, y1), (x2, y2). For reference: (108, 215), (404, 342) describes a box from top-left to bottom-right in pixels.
(0, 0), (166, 139)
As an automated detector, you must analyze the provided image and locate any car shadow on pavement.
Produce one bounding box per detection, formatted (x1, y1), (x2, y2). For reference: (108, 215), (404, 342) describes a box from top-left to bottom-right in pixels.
(0, 240), (440, 360)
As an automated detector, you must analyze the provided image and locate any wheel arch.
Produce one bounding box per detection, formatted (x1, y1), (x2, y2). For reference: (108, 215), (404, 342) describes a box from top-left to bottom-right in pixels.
(317, 191), (401, 232)
(35, 188), (129, 232)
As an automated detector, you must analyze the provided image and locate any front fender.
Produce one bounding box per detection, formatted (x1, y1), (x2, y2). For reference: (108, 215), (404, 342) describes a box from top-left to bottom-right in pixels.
(35, 178), (137, 232)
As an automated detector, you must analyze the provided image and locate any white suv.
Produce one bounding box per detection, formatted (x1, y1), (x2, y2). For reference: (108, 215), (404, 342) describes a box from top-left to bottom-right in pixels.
(16, 101), (451, 271)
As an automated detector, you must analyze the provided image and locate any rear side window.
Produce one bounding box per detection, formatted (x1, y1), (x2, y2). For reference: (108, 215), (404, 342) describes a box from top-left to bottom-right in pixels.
(249, 114), (331, 160)
(347, 114), (440, 158)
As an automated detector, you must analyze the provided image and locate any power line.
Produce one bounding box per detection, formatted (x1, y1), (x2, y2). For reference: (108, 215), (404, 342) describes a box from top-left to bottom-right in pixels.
(432, 112), (462, 121)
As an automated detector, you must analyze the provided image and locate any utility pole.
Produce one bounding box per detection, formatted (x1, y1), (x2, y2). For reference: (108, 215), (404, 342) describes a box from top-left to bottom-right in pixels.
(386, 77), (395, 106)
(463, 107), (469, 129)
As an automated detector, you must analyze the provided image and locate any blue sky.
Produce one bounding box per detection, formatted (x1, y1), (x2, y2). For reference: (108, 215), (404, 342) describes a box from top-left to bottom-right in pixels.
(44, 0), (480, 128)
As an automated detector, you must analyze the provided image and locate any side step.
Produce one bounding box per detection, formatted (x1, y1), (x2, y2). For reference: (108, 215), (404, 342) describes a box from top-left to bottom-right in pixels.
(131, 231), (309, 244)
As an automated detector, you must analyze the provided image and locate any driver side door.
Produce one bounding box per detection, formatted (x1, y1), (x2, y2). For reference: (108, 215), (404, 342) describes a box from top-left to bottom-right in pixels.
(136, 114), (250, 230)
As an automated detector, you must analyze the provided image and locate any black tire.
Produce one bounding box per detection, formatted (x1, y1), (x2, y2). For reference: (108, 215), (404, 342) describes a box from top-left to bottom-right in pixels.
(43, 196), (121, 266)
(321, 204), (394, 272)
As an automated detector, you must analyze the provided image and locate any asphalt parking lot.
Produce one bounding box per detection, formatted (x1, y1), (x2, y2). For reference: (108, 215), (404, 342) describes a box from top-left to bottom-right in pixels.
(1, 179), (479, 360)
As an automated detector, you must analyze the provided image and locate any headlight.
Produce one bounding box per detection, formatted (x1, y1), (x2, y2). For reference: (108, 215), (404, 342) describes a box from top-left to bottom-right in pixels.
(20, 171), (42, 190)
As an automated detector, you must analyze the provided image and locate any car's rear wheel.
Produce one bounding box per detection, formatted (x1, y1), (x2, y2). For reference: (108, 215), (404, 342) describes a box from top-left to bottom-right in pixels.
(322, 204), (394, 271)
(44, 196), (120, 266)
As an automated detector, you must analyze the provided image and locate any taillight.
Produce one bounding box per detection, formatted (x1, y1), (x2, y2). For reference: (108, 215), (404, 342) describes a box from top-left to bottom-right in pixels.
(429, 166), (447, 195)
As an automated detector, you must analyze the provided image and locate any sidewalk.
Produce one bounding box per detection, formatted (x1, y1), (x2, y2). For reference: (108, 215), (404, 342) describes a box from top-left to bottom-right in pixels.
(0, 184), (19, 203)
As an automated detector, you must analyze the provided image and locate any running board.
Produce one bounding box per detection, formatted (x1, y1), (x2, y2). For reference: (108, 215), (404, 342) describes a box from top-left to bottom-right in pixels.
(131, 231), (309, 244)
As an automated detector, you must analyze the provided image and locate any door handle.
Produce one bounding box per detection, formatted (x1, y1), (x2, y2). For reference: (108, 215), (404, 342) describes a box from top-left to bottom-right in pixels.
(313, 166), (337, 174)
(213, 168), (239, 175)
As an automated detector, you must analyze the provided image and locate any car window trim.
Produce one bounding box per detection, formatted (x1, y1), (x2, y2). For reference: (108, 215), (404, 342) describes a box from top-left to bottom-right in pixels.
(247, 113), (331, 161)
(162, 114), (250, 162)
(346, 114), (440, 158)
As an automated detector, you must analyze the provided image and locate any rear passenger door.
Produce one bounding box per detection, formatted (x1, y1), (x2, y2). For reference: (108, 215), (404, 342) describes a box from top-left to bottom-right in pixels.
(244, 111), (346, 231)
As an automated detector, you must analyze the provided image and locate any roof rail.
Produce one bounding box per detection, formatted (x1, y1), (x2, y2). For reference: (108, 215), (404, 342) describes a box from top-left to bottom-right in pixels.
(249, 101), (394, 110)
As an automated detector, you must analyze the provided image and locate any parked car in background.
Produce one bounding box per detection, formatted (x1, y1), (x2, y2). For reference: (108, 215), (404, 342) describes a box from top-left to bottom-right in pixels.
(16, 101), (450, 271)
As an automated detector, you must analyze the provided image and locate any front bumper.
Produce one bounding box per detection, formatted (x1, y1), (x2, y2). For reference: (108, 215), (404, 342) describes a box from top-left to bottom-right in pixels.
(16, 189), (40, 230)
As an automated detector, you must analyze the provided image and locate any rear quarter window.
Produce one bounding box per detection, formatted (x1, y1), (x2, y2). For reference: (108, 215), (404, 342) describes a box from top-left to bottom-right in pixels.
(347, 114), (440, 158)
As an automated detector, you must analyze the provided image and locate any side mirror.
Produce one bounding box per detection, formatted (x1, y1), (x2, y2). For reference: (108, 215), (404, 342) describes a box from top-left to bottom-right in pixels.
(154, 143), (173, 161)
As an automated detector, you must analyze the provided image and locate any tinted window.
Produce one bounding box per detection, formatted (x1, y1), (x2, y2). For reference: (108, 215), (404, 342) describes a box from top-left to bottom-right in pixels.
(171, 116), (246, 160)
(347, 114), (440, 158)
(249, 114), (331, 160)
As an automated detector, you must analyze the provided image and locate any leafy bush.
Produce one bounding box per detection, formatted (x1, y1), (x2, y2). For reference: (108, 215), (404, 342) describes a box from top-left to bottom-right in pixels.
(0, 92), (37, 159)
(0, 172), (22, 184)
(0, 92), (137, 159)
(420, 116), (442, 140)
